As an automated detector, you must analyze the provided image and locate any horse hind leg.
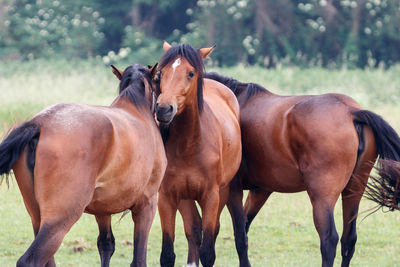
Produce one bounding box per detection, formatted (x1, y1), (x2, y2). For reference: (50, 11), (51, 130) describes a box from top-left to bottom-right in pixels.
(307, 182), (340, 267)
(340, 156), (376, 266)
(131, 194), (158, 267)
(178, 200), (202, 267)
(95, 215), (115, 267)
(244, 189), (271, 233)
(340, 184), (362, 267)
(226, 175), (255, 267)
(17, 212), (86, 267)
(16, 166), (94, 266)
(339, 122), (376, 267)
(13, 150), (56, 267)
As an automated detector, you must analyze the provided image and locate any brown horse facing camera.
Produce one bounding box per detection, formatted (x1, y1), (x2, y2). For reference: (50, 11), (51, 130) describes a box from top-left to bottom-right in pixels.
(154, 42), (242, 267)
(204, 72), (400, 267)
(0, 64), (167, 267)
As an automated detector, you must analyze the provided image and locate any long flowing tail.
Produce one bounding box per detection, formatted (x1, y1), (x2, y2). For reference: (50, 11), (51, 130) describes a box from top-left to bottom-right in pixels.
(0, 121), (40, 185)
(353, 110), (400, 210)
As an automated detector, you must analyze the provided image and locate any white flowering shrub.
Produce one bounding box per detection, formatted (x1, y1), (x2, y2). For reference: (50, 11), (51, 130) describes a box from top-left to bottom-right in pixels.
(1, 0), (105, 59)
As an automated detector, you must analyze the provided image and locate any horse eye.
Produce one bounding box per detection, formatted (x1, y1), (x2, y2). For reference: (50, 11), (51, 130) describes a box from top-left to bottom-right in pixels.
(188, 71), (195, 78)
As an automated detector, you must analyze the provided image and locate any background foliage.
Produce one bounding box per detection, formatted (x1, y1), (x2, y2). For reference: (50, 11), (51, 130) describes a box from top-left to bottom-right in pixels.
(0, 0), (399, 68)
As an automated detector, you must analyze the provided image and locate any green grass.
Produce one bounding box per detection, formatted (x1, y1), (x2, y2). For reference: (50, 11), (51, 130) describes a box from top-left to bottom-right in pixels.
(0, 60), (400, 266)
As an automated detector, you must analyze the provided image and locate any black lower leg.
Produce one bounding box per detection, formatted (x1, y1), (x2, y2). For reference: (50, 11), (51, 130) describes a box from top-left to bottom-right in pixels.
(187, 223), (202, 265)
(97, 228), (115, 267)
(132, 235), (147, 267)
(232, 208), (250, 267)
(245, 213), (257, 233)
(199, 229), (216, 267)
(320, 212), (339, 267)
(160, 234), (175, 267)
(340, 218), (357, 267)
(17, 224), (53, 267)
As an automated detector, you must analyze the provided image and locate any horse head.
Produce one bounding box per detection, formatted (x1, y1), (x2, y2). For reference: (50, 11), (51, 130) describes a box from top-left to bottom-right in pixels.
(155, 41), (214, 124)
(111, 63), (157, 112)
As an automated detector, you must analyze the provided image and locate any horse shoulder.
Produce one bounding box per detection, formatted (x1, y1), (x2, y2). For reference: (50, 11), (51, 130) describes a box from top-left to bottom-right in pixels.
(200, 79), (242, 184)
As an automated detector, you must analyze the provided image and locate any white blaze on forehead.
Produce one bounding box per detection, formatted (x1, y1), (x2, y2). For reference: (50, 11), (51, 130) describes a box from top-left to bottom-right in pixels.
(172, 57), (181, 70)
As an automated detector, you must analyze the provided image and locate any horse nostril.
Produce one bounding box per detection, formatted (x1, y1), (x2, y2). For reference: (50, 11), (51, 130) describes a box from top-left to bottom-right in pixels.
(169, 105), (173, 112)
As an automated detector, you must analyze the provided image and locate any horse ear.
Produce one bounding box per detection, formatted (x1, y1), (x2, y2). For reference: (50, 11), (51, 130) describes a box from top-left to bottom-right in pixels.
(163, 40), (172, 52)
(149, 63), (158, 79)
(111, 65), (123, 80)
(199, 45), (216, 59)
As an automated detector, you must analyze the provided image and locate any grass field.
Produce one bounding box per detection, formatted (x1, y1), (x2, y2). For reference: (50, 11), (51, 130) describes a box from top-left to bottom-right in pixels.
(0, 60), (400, 266)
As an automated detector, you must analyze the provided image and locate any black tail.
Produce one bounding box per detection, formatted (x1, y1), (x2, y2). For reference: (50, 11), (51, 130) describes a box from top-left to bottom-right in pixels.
(353, 110), (400, 210)
(0, 121), (40, 184)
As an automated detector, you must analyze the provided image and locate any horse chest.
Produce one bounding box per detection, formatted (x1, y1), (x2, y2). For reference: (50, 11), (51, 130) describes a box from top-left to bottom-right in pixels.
(161, 162), (211, 199)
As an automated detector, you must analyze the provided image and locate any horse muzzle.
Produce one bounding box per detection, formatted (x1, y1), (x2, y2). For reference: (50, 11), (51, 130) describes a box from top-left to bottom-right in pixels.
(155, 103), (176, 124)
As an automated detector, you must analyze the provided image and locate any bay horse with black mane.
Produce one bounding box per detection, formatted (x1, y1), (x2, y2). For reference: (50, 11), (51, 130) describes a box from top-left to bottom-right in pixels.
(0, 64), (166, 267)
(154, 42), (242, 267)
(204, 71), (400, 267)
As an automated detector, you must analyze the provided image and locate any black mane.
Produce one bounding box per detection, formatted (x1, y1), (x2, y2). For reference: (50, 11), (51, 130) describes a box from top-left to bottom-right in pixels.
(159, 44), (204, 112)
(204, 72), (268, 104)
(119, 64), (152, 107)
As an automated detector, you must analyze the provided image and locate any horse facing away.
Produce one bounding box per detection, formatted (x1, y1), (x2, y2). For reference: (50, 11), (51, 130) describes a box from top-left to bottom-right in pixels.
(0, 64), (167, 267)
(204, 72), (400, 267)
(154, 42), (242, 267)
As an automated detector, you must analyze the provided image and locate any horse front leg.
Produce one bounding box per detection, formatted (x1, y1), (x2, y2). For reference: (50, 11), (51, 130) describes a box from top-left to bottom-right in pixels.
(95, 215), (115, 267)
(178, 200), (202, 266)
(130, 194), (157, 267)
(227, 175), (251, 267)
(158, 192), (178, 267)
(199, 188), (221, 267)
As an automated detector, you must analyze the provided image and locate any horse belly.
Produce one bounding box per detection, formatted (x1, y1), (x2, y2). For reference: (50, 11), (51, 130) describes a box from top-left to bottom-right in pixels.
(257, 165), (305, 193)
(243, 150), (305, 193)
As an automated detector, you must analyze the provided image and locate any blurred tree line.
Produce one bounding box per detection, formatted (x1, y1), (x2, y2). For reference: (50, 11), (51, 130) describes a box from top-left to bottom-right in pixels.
(0, 0), (399, 68)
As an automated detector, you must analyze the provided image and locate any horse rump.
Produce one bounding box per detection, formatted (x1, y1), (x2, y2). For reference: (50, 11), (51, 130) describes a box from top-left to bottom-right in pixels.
(0, 121), (40, 184)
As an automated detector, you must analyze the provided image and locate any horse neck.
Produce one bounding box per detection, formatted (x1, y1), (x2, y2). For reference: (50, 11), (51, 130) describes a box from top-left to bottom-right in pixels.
(235, 83), (274, 106)
(168, 99), (201, 155)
